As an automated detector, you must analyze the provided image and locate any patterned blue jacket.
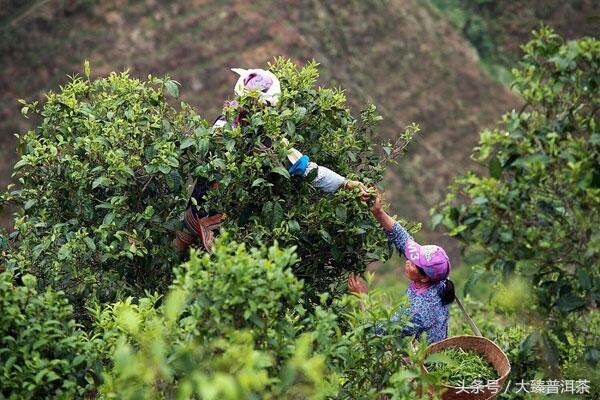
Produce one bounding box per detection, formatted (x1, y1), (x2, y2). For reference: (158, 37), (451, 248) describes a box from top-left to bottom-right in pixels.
(374, 222), (449, 344)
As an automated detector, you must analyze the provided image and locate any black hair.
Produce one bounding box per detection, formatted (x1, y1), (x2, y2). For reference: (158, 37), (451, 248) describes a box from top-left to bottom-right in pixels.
(438, 279), (455, 305)
(415, 266), (455, 305)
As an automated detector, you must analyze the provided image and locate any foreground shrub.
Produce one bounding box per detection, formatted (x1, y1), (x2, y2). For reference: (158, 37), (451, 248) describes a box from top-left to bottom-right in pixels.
(94, 236), (439, 399)
(93, 237), (334, 399)
(0, 271), (100, 399)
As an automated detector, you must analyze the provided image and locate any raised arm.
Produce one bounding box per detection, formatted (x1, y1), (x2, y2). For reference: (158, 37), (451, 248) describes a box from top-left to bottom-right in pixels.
(287, 145), (368, 197)
(371, 196), (413, 254)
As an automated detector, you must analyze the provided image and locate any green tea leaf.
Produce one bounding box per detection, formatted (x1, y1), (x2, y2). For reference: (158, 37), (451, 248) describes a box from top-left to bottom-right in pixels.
(165, 80), (179, 98)
(489, 156), (502, 179)
(271, 166), (290, 179)
(83, 237), (96, 251)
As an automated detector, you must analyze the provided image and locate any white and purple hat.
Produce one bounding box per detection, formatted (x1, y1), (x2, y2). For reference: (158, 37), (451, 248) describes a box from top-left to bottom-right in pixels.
(404, 239), (451, 282)
(231, 68), (281, 105)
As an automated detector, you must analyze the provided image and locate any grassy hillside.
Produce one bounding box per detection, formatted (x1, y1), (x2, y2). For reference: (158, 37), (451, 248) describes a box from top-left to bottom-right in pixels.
(1, 0), (594, 261)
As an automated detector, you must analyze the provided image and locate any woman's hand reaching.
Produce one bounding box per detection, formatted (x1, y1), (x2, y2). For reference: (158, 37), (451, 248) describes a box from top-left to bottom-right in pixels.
(368, 192), (396, 231)
(348, 272), (369, 294)
(370, 193), (383, 215)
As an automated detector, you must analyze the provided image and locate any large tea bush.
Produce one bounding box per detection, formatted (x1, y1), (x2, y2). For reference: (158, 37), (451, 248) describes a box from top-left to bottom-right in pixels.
(188, 58), (402, 297)
(3, 59), (409, 313)
(3, 68), (205, 311)
(1, 60), (432, 398)
(438, 28), (599, 314)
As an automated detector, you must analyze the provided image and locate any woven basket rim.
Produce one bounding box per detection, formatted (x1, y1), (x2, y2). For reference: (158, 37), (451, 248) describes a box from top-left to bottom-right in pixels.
(422, 335), (512, 390)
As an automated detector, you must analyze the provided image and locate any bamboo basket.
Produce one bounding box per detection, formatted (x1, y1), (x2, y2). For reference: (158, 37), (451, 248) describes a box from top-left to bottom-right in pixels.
(423, 335), (511, 400)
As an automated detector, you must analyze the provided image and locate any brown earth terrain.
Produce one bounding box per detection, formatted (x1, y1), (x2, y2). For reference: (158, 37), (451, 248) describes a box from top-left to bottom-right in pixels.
(0, 0), (596, 260)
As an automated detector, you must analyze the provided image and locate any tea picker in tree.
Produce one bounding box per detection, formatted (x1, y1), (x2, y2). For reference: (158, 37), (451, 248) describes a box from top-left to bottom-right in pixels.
(348, 194), (455, 344)
(174, 68), (369, 255)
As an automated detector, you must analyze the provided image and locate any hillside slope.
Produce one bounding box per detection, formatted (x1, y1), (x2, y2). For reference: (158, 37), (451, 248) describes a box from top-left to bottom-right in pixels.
(0, 0), (537, 259)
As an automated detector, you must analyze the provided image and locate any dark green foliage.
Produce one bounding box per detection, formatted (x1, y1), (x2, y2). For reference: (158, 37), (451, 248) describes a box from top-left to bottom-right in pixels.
(430, 0), (496, 60)
(3, 70), (206, 314)
(186, 59), (398, 297)
(2, 59), (406, 314)
(437, 28), (599, 382)
(0, 271), (99, 399)
(439, 27), (599, 319)
(429, 0), (510, 82)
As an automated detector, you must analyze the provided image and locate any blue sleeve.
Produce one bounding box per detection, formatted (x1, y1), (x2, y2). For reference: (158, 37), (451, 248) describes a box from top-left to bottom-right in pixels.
(385, 222), (413, 254)
(400, 311), (431, 337)
(288, 155), (310, 176)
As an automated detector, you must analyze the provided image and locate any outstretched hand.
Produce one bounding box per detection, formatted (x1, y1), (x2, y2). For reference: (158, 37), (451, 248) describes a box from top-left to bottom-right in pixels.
(370, 193), (383, 215)
(368, 191), (397, 231)
(348, 272), (368, 294)
(344, 180), (371, 201)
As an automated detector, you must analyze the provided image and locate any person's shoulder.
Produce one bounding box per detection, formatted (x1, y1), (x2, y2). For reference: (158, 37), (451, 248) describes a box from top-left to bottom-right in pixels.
(408, 288), (433, 310)
(425, 281), (445, 293)
(410, 285), (443, 308)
